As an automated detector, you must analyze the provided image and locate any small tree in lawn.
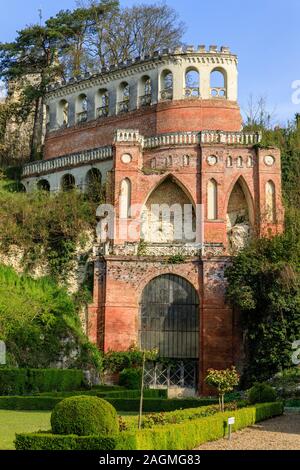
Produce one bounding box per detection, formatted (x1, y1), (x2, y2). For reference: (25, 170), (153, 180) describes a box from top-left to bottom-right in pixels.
(205, 367), (240, 412)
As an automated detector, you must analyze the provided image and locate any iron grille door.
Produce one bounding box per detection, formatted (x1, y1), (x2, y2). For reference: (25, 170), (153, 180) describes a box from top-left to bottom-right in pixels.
(140, 274), (199, 359)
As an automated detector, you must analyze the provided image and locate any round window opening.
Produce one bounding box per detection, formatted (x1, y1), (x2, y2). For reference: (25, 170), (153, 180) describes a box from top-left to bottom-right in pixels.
(121, 153), (132, 164)
(264, 155), (275, 166)
(207, 155), (218, 166)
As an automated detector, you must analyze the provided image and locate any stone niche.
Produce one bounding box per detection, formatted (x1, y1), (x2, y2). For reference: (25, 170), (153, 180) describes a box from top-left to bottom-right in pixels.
(226, 179), (253, 253)
(141, 177), (196, 244)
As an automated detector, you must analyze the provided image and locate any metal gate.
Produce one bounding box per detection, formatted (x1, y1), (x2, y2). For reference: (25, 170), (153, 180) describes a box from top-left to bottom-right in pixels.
(144, 360), (198, 389)
(140, 274), (199, 389)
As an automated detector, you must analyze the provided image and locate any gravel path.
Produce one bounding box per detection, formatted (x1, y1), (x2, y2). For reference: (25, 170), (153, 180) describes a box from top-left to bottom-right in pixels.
(196, 413), (300, 450)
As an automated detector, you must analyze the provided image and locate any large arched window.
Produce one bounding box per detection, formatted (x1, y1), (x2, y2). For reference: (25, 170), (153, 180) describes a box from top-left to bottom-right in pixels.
(210, 68), (227, 98)
(140, 274), (199, 360)
(97, 89), (109, 117)
(140, 76), (152, 106)
(76, 94), (88, 123)
(61, 174), (76, 192)
(85, 168), (102, 201)
(118, 82), (130, 113)
(185, 68), (200, 98)
(266, 180), (276, 223)
(45, 105), (50, 131)
(120, 178), (131, 218)
(160, 70), (173, 100)
(207, 179), (218, 220)
(57, 99), (69, 128)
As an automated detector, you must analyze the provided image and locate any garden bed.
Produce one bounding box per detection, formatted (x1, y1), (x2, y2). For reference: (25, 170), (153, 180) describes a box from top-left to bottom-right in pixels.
(15, 402), (283, 451)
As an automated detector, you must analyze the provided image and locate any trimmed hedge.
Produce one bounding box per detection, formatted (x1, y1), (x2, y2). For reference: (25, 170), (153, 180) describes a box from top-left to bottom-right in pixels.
(0, 369), (85, 395)
(116, 402), (283, 450)
(0, 395), (217, 411)
(15, 433), (116, 451)
(34, 389), (168, 399)
(107, 398), (217, 412)
(15, 402), (283, 450)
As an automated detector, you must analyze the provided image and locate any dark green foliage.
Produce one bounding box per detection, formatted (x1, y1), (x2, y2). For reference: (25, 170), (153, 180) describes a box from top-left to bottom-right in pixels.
(103, 349), (144, 373)
(0, 265), (102, 370)
(15, 433), (116, 451)
(0, 369), (84, 396)
(225, 235), (300, 386)
(270, 367), (300, 398)
(51, 396), (119, 437)
(285, 398), (300, 407)
(119, 368), (142, 389)
(0, 188), (98, 279)
(106, 398), (218, 413)
(15, 402), (283, 450)
(33, 388), (166, 399)
(0, 396), (217, 412)
(248, 383), (277, 404)
(0, 396), (62, 410)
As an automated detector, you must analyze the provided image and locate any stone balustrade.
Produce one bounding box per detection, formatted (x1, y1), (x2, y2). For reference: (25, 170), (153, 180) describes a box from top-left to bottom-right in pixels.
(114, 129), (262, 148)
(22, 129), (261, 178)
(22, 146), (113, 177)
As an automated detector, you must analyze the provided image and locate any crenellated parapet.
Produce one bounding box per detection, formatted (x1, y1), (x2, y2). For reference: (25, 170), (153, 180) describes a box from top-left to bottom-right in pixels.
(45, 45), (239, 133)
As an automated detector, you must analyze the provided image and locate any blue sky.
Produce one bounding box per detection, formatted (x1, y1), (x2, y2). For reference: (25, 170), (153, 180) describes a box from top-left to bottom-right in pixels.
(0, 0), (299, 124)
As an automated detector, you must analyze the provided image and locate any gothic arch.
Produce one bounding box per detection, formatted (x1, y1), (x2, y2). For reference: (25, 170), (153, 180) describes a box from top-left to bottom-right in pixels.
(141, 175), (196, 243)
(225, 175), (254, 224)
(143, 174), (196, 210)
(207, 178), (218, 220)
(226, 176), (254, 252)
(119, 178), (132, 219)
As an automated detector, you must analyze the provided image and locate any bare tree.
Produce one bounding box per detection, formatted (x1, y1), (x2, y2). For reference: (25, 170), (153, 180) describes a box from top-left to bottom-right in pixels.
(78, 1), (185, 68)
(243, 94), (276, 130)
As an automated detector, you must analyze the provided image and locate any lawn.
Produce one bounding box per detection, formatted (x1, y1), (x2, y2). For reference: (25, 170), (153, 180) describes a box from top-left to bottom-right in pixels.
(0, 410), (51, 450)
(0, 410), (138, 450)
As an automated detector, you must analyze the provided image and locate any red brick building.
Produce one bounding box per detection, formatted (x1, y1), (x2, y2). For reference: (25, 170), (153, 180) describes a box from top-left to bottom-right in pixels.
(22, 45), (284, 394)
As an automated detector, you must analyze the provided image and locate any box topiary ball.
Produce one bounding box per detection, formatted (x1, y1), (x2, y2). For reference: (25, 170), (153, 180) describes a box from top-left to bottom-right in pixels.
(51, 396), (119, 436)
(248, 383), (277, 404)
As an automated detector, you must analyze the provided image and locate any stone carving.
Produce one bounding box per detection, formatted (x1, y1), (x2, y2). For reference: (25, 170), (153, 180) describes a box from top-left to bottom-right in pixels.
(228, 222), (251, 253)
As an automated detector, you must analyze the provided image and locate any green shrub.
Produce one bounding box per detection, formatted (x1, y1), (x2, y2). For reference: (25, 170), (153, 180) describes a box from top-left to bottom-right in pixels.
(140, 402), (240, 429)
(15, 433), (116, 450)
(248, 383), (277, 404)
(33, 388), (167, 399)
(285, 399), (300, 407)
(0, 265), (102, 371)
(116, 402), (283, 450)
(0, 368), (85, 395)
(0, 396), (61, 410)
(16, 402), (283, 450)
(51, 396), (119, 436)
(119, 368), (142, 389)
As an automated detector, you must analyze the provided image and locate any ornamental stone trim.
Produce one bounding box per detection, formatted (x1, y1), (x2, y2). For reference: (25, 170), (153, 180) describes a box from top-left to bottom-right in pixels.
(22, 146), (113, 177)
(46, 46), (238, 100)
(22, 130), (261, 178)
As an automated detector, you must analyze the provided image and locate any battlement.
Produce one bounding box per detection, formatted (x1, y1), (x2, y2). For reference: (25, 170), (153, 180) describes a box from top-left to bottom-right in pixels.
(45, 45), (239, 134)
(46, 45), (236, 94)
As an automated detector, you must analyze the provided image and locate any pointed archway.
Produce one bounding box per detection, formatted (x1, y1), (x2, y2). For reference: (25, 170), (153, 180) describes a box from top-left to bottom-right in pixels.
(226, 177), (254, 252)
(141, 176), (196, 243)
